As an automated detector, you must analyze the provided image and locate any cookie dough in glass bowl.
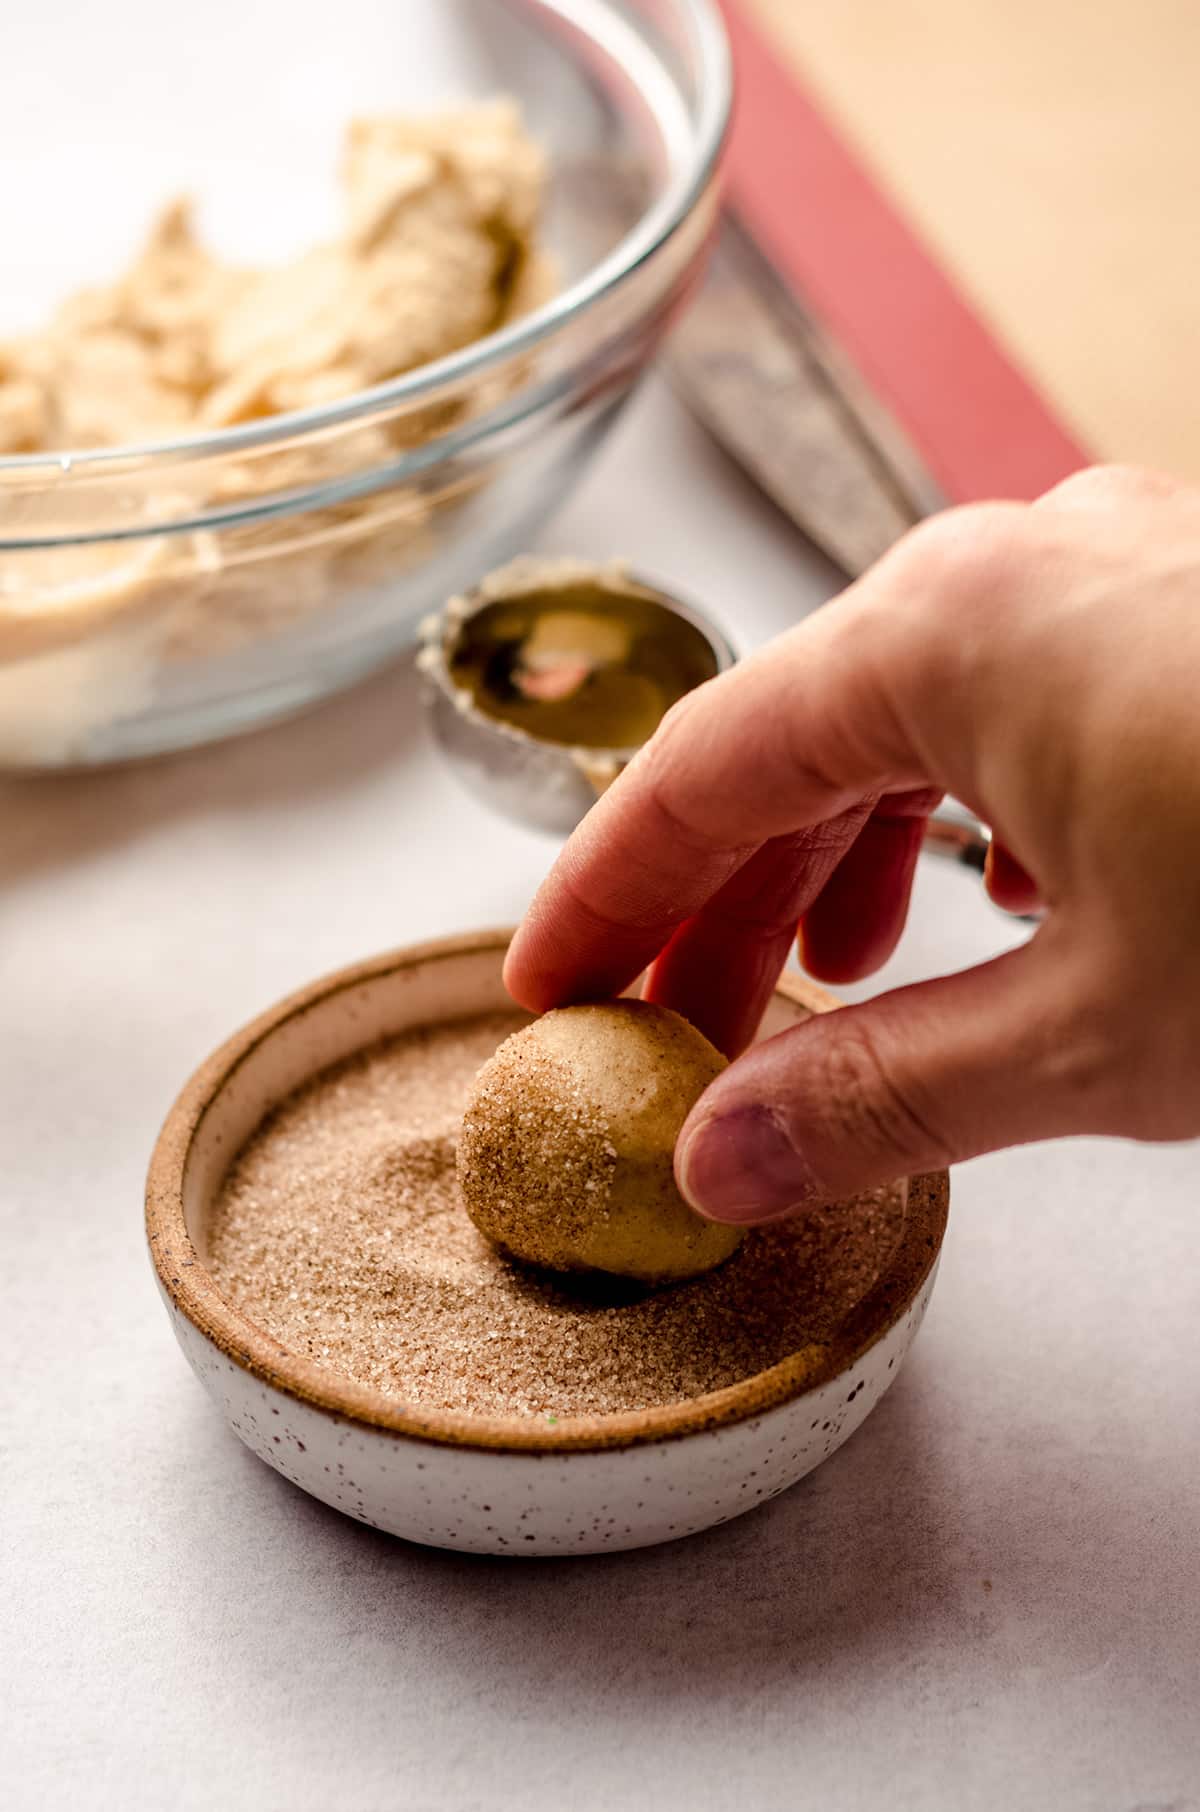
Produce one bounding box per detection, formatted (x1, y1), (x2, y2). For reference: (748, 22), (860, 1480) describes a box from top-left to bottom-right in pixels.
(0, 0), (729, 766)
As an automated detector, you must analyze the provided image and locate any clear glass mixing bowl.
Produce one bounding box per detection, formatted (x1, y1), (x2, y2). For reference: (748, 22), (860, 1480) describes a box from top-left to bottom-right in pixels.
(0, 0), (728, 766)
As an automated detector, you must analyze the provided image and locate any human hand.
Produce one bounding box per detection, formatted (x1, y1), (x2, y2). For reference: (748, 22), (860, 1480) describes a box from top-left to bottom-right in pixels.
(505, 467), (1200, 1223)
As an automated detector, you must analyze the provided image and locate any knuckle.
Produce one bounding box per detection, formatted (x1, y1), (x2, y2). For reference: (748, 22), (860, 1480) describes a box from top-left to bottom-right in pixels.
(875, 505), (1032, 683)
(633, 694), (754, 862)
(815, 1018), (951, 1174)
(1033, 927), (1200, 1141)
(636, 673), (725, 796)
(1039, 461), (1183, 510)
(890, 502), (1027, 610)
(631, 686), (707, 794)
(652, 681), (708, 745)
(855, 504), (1032, 721)
(1044, 989), (1125, 1112)
(1056, 982), (1200, 1142)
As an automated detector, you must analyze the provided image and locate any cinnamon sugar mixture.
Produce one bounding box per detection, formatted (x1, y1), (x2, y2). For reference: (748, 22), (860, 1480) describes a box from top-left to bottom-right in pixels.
(207, 1011), (906, 1418)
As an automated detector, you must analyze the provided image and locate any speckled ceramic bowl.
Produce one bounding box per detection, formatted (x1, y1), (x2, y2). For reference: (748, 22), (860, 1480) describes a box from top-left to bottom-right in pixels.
(146, 931), (948, 1556)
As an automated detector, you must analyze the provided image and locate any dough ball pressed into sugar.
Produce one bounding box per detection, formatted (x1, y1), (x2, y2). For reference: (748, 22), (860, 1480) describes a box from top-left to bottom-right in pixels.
(457, 1000), (743, 1284)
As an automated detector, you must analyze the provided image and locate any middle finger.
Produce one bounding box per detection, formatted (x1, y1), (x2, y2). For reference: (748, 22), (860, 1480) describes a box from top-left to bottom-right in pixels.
(643, 804), (875, 1055)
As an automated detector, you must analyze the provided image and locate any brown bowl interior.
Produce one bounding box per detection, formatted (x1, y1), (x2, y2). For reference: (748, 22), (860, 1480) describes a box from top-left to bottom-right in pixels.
(146, 929), (949, 1454)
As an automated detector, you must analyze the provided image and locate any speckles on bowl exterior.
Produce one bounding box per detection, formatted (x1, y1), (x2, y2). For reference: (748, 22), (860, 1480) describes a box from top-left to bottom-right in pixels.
(146, 931), (949, 1556)
(166, 1280), (938, 1554)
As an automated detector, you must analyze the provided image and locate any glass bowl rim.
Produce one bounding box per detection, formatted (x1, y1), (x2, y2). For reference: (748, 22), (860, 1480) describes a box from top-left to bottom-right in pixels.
(0, 0), (731, 482)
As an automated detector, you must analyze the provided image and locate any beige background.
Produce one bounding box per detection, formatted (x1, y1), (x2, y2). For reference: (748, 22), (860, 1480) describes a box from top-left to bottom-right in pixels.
(753, 0), (1200, 481)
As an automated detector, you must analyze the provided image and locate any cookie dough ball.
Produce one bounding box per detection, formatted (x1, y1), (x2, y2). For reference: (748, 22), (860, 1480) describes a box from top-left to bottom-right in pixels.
(457, 1000), (742, 1284)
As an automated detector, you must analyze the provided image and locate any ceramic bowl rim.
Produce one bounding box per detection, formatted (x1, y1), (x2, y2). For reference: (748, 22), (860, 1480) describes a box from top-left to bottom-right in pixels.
(146, 929), (949, 1455)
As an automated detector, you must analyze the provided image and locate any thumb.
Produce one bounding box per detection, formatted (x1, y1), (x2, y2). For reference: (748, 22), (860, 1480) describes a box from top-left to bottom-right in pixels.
(675, 939), (1111, 1221)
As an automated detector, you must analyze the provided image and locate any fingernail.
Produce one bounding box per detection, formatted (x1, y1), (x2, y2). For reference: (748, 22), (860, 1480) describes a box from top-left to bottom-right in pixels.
(677, 1105), (822, 1224)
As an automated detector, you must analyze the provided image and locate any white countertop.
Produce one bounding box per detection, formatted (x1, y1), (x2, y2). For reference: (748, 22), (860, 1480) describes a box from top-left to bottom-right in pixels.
(4, 380), (1198, 1812)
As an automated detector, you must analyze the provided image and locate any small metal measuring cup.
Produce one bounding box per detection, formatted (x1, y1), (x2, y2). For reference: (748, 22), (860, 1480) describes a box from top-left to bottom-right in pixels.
(418, 560), (994, 876)
(418, 561), (736, 837)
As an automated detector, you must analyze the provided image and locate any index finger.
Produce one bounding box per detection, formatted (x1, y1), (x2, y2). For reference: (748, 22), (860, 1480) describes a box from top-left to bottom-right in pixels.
(504, 582), (937, 1014)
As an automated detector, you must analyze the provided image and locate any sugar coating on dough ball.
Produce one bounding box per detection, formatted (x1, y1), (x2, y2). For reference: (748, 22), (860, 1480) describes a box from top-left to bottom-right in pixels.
(457, 1000), (742, 1285)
